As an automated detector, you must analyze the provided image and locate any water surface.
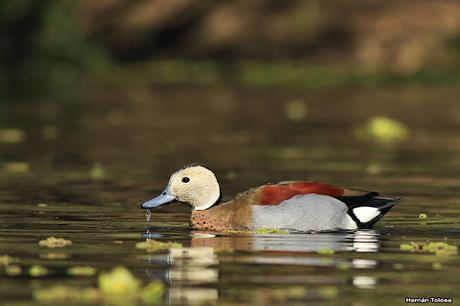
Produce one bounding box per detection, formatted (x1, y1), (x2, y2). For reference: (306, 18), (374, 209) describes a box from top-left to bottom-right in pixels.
(0, 84), (459, 305)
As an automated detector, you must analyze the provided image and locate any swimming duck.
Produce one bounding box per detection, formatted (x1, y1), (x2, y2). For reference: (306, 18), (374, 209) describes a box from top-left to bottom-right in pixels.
(141, 164), (401, 232)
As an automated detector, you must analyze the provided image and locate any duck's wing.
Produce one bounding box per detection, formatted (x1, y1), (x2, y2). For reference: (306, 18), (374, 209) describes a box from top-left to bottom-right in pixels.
(259, 181), (377, 206)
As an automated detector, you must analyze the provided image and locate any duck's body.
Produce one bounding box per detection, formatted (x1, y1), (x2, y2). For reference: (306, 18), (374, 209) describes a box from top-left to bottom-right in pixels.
(142, 165), (401, 232)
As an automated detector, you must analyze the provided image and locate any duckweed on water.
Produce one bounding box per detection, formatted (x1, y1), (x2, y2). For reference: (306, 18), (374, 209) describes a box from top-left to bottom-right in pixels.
(90, 162), (106, 179)
(5, 265), (22, 276)
(34, 286), (99, 303)
(39, 237), (72, 248)
(0, 128), (26, 143)
(317, 249), (335, 255)
(400, 242), (457, 255)
(355, 116), (409, 144)
(419, 213), (428, 219)
(285, 99), (308, 122)
(0, 255), (13, 267)
(225, 229), (252, 234)
(40, 252), (67, 260)
(33, 266), (164, 304)
(29, 265), (49, 277)
(135, 239), (183, 252)
(99, 266), (140, 295)
(67, 266), (96, 276)
(4, 162), (29, 173)
(255, 228), (289, 235)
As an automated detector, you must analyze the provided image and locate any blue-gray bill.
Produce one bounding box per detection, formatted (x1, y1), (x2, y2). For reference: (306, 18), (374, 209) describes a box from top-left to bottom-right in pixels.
(141, 189), (175, 209)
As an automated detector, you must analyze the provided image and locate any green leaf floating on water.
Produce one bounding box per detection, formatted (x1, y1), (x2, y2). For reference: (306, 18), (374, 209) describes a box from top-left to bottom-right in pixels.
(34, 266), (164, 304)
(400, 242), (457, 255)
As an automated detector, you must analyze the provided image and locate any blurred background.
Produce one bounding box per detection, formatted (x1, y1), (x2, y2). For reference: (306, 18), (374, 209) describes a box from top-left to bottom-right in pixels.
(2, 0), (460, 89)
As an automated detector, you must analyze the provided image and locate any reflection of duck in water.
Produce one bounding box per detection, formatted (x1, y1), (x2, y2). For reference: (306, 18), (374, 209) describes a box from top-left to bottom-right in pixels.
(142, 164), (401, 232)
(190, 230), (380, 253)
(149, 231), (379, 305)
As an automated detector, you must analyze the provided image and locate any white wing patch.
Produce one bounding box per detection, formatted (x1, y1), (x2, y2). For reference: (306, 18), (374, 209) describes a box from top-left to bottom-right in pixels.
(353, 207), (380, 223)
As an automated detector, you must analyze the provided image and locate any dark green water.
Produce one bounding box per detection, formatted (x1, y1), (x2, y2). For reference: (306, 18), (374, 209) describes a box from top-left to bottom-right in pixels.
(0, 84), (459, 305)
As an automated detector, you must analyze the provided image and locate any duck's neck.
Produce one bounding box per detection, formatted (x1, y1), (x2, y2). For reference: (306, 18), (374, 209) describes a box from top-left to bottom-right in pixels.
(190, 190), (256, 232)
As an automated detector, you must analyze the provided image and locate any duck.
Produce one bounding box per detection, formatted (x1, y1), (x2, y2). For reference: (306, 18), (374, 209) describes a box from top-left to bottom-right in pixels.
(141, 164), (401, 232)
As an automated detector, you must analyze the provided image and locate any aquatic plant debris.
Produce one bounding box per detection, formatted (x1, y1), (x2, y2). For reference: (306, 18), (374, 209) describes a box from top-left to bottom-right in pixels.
(355, 116), (409, 143)
(29, 265), (49, 277)
(42, 125), (60, 140)
(255, 228), (289, 235)
(317, 249), (335, 255)
(33, 266), (164, 304)
(90, 162), (105, 179)
(0, 255), (13, 267)
(99, 266), (140, 295)
(40, 252), (67, 260)
(5, 265), (22, 276)
(39, 237), (72, 248)
(4, 162), (29, 173)
(400, 242), (457, 255)
(285, 99), (308, 122)
(418, 213), (428, 219)
(67, 266), (97, 276)
(0, 128), (26, 143)
(135, 239), (183, 252)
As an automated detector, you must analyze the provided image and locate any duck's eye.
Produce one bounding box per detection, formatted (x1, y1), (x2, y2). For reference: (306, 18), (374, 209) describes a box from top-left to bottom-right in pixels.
(182, 177), (190, 183)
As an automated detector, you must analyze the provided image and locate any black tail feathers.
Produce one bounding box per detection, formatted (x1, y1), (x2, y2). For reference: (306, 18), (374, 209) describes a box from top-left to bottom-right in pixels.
(347, 197), (402, 229)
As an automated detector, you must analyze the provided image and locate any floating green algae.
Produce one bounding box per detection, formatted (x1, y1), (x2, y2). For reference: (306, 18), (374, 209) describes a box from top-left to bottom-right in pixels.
(135, 239), (183, 252)
(227, 228), (290, 235)
(34, 286), (99, 303)
(4, 162), (29, 173)
(418, 213), (428, 219)
(39, 237), (72, 248)
(224, 229), (252, 234)
(0, 255), (13, 267)
(41, 125), (60, 140)
(0, 128), (26, 143)
(40, 252), (67, 260)
(67, 266), (96, 277)
(29, 265), (49, 277)
(33, 266), (164, 304)
(90, 162), (106, 179)
(285, 99), (308, 122)
(255, 228), (289, 235)
(317, 249), (335, 255)
(99, 266), (140, 295)
(355, 116), (409, 144)
(5, 265), (22, 276)
(400, 242), (457, 255)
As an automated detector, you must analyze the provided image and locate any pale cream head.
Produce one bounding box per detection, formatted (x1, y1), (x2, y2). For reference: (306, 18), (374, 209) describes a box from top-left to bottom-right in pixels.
(167, 165), (221, 210)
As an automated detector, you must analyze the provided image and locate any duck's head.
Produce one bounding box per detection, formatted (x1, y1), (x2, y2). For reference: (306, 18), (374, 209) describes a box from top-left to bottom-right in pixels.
(141, 165), (221, 211)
